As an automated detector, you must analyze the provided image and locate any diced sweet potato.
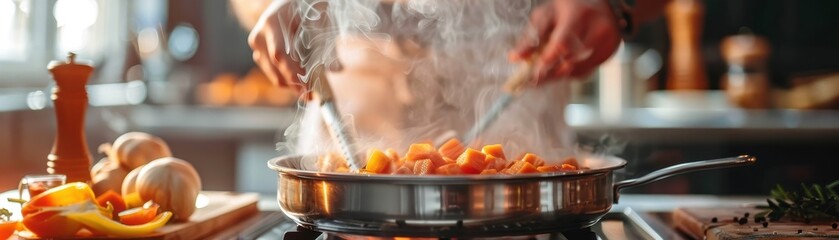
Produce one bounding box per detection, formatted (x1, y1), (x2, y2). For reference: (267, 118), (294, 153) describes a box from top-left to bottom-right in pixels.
(413, 159), (434, 175)
(456, 148), (487, 174)
(385, 149), (401, 162)
(439, 138), (466, 160)
(520, 153), (545, 167)
(443, 157), (456, 164)
(318, 152), (348, 172)
(517, 162), (539, 174)
(536, 165), (560, 173)
(480, 169), (498, 175)
(481, 144), (506, 159)
(503, 160), (538, 174)
(560, 163), (578, 171)
(335, 166), (349, 173)
(394, 166), (413, 175)
(560, 157), (578, 166)
(365, 149), (391, 174)
(436, 163), (461, 175)
(484, 156), (506, 171)
(405, 143), (446, 167)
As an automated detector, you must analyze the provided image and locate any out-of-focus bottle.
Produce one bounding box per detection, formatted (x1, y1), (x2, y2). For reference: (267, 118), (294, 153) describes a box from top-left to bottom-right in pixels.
(720, 34), (771, 108)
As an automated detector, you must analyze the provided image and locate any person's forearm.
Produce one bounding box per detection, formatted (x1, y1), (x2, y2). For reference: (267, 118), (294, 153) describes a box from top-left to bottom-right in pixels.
(633, 0), (671, 24)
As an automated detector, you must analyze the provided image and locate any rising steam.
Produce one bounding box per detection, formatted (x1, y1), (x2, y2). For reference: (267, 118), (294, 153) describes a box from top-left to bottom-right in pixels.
(275, 0), (579, 163)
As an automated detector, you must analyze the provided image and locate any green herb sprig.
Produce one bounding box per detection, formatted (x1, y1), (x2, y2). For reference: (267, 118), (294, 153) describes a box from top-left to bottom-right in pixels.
(758, 180), (839, 222)
(0, 208), (11, 222)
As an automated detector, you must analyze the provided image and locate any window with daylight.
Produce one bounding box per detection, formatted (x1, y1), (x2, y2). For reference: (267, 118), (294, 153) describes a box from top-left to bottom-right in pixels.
(0, 0), (126, 85)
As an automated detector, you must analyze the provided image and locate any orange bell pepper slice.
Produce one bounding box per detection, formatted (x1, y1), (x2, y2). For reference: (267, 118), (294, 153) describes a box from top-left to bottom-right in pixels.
(96, 190), (127, 215)
(0, 221), (18, 240)
(22, 182), (96, 216)
(119, 201), (160, 225)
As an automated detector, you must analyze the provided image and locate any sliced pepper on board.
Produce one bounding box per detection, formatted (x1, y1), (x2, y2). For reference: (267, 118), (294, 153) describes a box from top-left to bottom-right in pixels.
(66, 210), (172, 237)
(20, 182), (171, 238)
(22, 200), (109, 238)
(0, 221), (17, 240)
(119, 201), (160, 225)
(96, 190), (127, 215)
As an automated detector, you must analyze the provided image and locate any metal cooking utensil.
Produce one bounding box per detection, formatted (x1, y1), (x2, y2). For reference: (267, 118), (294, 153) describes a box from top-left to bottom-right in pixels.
(309, 66), (364, 172)
(461, 59), (535, 144)
(268, 154), (756, 238)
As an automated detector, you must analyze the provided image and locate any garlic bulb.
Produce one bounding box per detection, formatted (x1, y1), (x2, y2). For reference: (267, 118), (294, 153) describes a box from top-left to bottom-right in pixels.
(90, 157), (128, 196)
(110, 132), (172, 170)
(121, 167), (141, 198)
(130, 157), (202, 221)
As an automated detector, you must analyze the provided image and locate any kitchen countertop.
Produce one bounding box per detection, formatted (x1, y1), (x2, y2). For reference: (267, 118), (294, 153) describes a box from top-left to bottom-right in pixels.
(1, 189), (766, 239)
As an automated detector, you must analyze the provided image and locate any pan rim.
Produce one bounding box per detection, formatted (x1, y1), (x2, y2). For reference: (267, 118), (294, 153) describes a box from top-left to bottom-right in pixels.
(268, 154), (627, 183)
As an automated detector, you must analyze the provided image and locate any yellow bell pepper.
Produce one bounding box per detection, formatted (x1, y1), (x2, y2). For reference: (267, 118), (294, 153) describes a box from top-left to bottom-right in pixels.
(65, 210), (172, 237)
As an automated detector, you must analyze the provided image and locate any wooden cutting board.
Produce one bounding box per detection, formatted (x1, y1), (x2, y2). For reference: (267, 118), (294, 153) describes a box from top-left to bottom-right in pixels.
(674, 207), (839, 240)
(18, 191), (260, 240)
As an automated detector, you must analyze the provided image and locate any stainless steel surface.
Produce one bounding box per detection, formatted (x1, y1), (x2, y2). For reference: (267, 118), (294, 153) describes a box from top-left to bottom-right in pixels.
(267, 154), (755, 238)
(319, 102), (363, 171)
(612, 155), (756, 203)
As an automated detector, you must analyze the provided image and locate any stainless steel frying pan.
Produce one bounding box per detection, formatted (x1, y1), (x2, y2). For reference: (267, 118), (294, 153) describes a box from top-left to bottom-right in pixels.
(267, 155), (755, 238)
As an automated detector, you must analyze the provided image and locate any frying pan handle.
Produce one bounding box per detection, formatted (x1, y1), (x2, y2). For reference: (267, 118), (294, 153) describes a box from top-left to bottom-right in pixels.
(613, 155), (756, 203)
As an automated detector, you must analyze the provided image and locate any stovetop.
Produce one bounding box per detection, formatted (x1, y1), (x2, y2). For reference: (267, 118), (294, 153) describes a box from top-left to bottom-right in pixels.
(236, 208), (683, 240)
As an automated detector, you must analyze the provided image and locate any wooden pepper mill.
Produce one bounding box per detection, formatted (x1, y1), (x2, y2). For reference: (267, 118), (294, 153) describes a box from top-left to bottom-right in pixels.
(46, 52), (93, 183)
(665, 0), (708, 90)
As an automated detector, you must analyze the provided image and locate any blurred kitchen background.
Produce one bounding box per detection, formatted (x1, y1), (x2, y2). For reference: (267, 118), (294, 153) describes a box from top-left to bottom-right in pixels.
(0, 0), (837, 195)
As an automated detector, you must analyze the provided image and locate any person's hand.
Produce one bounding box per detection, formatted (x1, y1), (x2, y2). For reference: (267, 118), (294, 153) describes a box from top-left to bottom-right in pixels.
(248, 1), (305, 93)
(509, 0), (622, 83)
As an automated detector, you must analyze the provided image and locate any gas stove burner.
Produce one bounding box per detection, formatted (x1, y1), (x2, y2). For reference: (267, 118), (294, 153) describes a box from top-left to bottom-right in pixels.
(251, 208), (670, 240)
(281, 226), (598, 240)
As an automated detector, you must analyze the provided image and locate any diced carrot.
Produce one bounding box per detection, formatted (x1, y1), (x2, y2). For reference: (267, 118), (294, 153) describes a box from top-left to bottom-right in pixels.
(520, 153), (545, 167)
(560, 163), (578, 171)
(439, 138), (466, 159)
(365, 149), (391, 174)
(436, 163), (461, 175)
(480, 169), (498, 175)
(536, 165), (560, 173)
(456, 148), (486, 174)
(481, 144), (506, 159)
(405, 143), (445, 167)
(443, 157), (456, 164)
(413, 159), (434, 175)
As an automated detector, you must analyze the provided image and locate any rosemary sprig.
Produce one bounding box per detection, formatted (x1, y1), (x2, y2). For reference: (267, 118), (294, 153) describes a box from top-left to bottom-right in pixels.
(757, 180), (839, 222)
